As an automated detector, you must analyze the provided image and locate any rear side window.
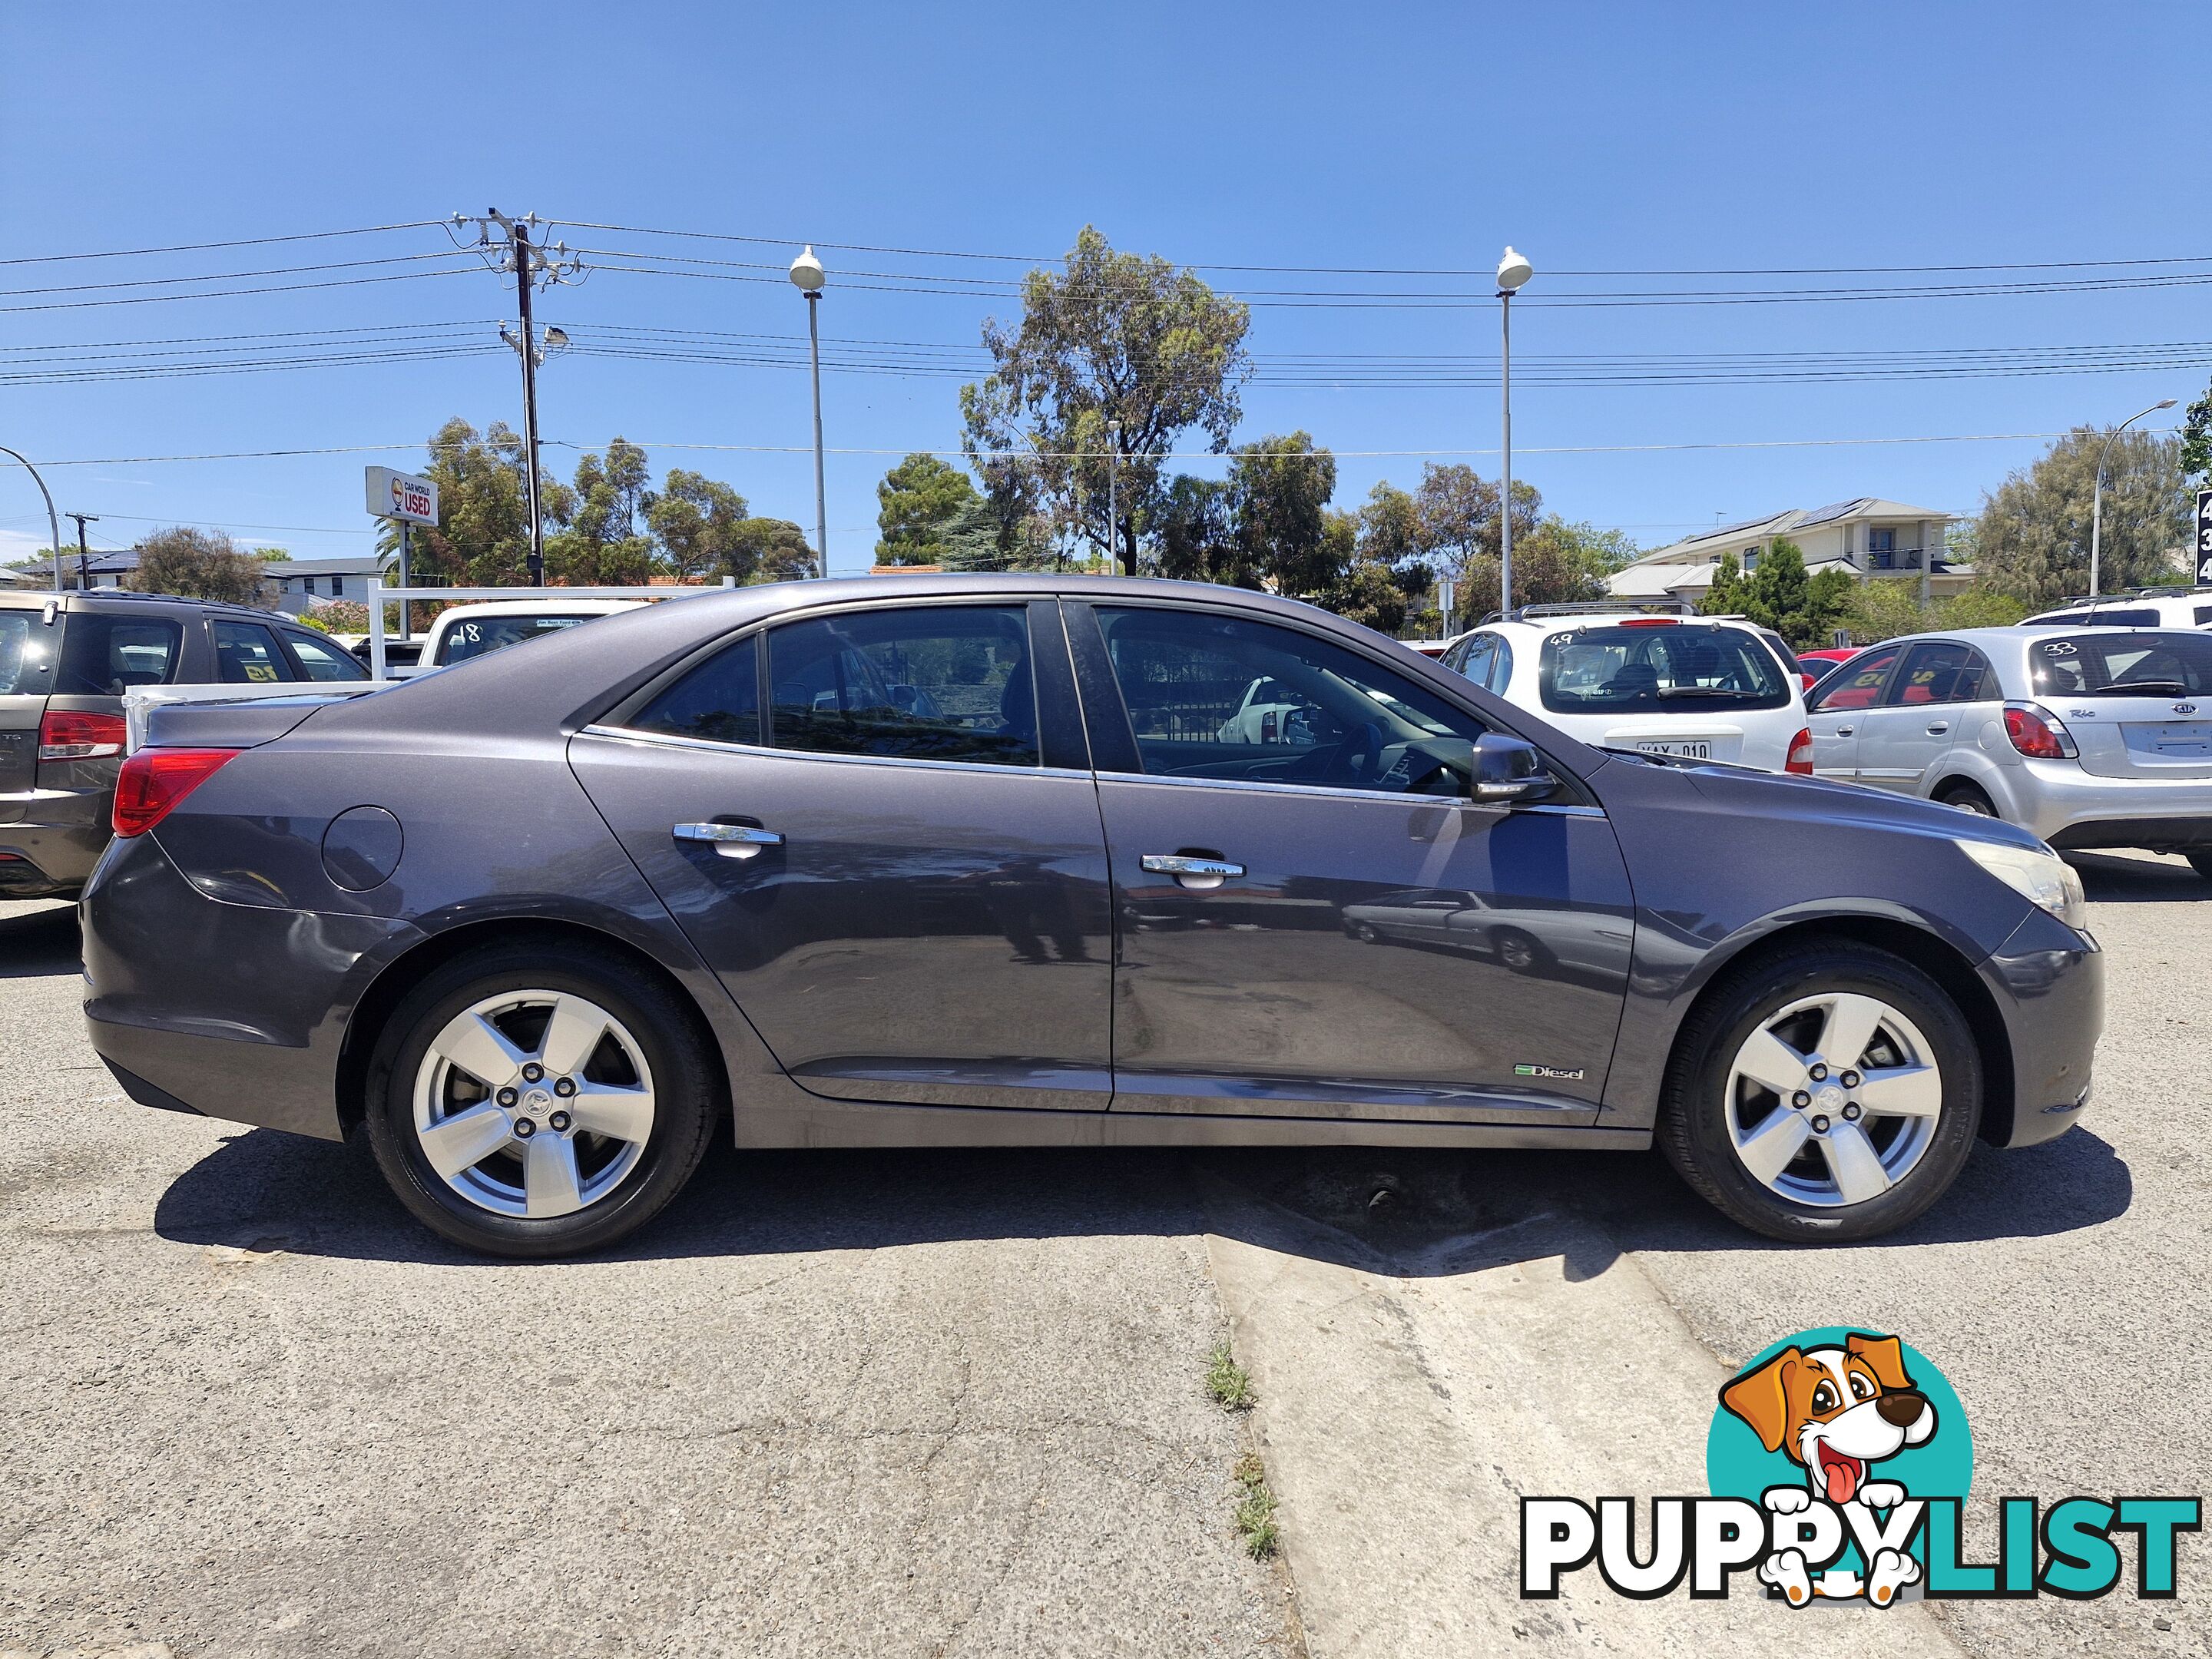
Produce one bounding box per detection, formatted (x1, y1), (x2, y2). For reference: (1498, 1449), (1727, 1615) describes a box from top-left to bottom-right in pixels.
(1809, 646), (1899, 712)
(57, 614), (182, 695)
(212, 621), (296, 683)
(2031, 632), (2212, 697)
(280, 629), (369, 681)
(436, 612), (599, 664)
(2194, 605), (2212, 627)
(1891, 641), (1995, 706)
(767, 604), (1038, 767)
(633, 635), (761, 747)
(1537, 624), (1788, 715)
(0, 612), (58, 696)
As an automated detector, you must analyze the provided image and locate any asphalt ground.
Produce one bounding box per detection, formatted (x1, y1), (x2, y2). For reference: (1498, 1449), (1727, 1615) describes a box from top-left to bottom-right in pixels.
(2, 848), (2205, 1657)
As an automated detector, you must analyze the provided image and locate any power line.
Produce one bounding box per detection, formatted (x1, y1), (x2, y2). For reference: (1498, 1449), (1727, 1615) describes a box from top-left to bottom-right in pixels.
(0, 249), (482, 300)
(0, 220), (447, 267)
(0, 267), (484, 315)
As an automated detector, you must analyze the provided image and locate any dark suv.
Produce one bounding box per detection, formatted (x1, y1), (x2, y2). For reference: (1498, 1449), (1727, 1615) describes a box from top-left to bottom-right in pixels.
(0, 588), (366, 897)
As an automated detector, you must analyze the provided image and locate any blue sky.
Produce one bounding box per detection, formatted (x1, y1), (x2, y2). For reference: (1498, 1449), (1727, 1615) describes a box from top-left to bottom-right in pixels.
(0, 0), (2202, 574)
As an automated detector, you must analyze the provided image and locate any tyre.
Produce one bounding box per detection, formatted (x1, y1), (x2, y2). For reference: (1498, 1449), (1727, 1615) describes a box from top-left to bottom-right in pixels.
(362, 940), (720, 1258)
(1934, 782), (1997, 817)
(2186, 851), (2212, 883)
(1492, 927), (1542, 975)
(1657, 942), (1982, 1243)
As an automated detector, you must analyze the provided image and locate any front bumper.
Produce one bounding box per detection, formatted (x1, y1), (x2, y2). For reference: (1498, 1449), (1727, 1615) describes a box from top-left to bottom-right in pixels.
(0, 785), (111, 897)
(1975, 906), (2103, 1148)
(2010, 761), (2212, 848)
(81, 830), (419, 1141)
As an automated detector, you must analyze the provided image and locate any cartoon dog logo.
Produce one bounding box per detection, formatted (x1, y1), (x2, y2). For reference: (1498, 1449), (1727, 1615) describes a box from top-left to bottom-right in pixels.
(1720, 1332), (1937, 1606)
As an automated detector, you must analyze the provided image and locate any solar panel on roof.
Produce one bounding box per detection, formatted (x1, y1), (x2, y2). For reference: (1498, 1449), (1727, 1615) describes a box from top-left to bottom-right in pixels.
(1794, 498), (1871, 529)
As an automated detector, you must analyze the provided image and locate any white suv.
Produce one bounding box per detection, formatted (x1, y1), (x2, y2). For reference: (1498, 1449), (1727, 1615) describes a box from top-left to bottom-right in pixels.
(2022, 590), (2212, 630)
(1439, 606), (1812, 773)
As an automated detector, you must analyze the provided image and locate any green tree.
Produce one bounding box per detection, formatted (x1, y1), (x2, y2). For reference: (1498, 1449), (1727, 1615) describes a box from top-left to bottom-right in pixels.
(1230, 432), (1339, 598)
(126, 527), (275, 606)
(1700, 537), (1854, 648)
(1154, 474), (1240, 585)
(960, 227), (1252, 574)
(727, 518), (817, 584)
(1841, 577), (1929, 645)
(2183, 378), (2212, 488)
(386, 418), (534, 586)
(1406, 463), (1541, 622)
(646, 469), (751, 582)
(545, 438), (656, 585)
(1701, 554), (1747, 618)
(874, 453), (985, 565)
(1509, 518), (1638, 610)
(1972, 426), (2188, 608)
(1936, 587), (2028, 629)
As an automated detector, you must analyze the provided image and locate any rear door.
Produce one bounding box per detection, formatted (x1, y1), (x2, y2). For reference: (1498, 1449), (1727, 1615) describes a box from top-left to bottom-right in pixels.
(1805, 644), (1902, 782)
(1854, 640), (1998, 794)
(0, 601), (59, 796)
(2028, 631), (2212, 781)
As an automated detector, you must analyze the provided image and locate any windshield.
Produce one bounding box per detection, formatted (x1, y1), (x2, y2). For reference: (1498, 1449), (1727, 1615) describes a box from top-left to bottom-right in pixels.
(2030, 632), (2212, 697)
(1538, 624), (1790, 715)
(435, 612), (601, 664)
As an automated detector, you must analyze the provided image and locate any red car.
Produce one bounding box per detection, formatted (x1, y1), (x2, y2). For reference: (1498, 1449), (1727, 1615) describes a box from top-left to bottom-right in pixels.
(1796, 645), (1861, 692)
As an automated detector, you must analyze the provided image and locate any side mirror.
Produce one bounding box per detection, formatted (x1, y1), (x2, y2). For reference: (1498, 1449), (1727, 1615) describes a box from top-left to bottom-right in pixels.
(1470, 732), (1558, 804)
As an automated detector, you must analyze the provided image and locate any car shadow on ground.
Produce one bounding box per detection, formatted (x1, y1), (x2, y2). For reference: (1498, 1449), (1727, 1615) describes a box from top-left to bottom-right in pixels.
(0, 902), (80, 980)
(150, 1113), (2132, 1279)
(2068, 850), (2211, 903)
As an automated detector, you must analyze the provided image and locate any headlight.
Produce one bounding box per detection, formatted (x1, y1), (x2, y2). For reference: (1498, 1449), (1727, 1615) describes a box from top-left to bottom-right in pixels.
(1955, 837), (2087, 931)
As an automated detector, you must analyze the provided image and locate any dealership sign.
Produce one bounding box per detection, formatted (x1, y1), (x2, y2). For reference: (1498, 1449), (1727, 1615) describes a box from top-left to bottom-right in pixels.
(366, 465), (439, 526)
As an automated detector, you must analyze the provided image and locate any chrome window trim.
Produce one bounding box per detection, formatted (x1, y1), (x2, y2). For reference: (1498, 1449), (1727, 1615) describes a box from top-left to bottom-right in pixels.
(1097, 766), (1604, 816)
(578, 722), (1084, 782)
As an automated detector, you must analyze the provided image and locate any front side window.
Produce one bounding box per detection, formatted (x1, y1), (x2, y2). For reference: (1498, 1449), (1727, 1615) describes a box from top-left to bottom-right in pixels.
(1892, 641), (1993, 706)
(2031, 632), (2212, 698)
(436, 612), (601, 664)
(1483, 634), (1515, 694)
(633, 635), (760, 747)
(768, 604), (1037, 767)
(1453, 634), (1494, 687)
(212, 621), (296, 684)
(1094, 606), (1485, 794)
(1808, 645), (1899, 713)
(55, 615), (180, 694)
(282, 628), (370, 681)
(1538, 623), (1790, 716)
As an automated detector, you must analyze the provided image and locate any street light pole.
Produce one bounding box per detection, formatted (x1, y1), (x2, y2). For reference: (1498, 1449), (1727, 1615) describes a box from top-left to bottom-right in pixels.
(67, 512), (98, 591)
(790, 247), (829, 578)
(1495, 247), (1532, 617)
(0, 446), (63, 594)
(1107, 419), (1121, 575)
(2089, 397), (2178, 597)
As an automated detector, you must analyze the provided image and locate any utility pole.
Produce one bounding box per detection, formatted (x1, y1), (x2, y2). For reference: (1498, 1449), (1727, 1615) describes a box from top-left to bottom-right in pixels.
(67, 512), (98, 591)
(452, 211), (581, 586)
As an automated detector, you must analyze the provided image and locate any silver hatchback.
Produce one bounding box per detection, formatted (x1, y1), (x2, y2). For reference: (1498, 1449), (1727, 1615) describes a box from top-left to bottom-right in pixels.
(1806, 626), (2212, 877)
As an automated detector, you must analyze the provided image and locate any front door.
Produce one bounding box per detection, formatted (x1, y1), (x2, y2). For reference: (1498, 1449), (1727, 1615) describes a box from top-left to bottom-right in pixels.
(1805, 643), (1902, 783)
(1853, 639), (1995, 795)
(571, 598), (1114, 1111)
(1068, 601), (1634, 1124)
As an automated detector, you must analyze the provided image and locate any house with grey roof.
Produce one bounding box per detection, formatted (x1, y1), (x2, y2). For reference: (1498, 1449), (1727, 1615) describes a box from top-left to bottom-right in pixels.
(1607, 498), (1966, 606)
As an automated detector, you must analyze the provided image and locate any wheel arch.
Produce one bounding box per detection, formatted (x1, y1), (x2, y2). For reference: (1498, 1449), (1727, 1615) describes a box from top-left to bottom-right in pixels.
(1664, 915), (2017, 1147)
(336, 916), (733, 1136)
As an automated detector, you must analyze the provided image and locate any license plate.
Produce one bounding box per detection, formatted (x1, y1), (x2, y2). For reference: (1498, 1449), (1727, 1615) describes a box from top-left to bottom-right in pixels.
(2125, 722), (2212, 758)
(1636, 740), (1710, 758)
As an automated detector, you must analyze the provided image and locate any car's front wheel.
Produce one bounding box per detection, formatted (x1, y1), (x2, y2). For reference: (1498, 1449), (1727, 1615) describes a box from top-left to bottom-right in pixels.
(362, 940), (720, 1258)
(1657, 942), (1982, 1242)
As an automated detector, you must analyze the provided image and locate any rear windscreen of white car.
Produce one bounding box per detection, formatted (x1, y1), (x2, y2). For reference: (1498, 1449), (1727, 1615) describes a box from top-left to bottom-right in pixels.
(1538, 624), (1790, 715)
(2031, 632), (2212, 697)
(437, 614), (596, 664)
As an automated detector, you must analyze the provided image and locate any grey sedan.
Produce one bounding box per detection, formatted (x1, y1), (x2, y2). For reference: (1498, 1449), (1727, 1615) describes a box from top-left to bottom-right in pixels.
(81, 575), (2101, 1256)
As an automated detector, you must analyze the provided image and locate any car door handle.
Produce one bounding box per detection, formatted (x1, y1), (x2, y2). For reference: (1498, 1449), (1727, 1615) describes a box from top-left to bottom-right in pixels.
(1141, 853), (1243, 889)
(674, 822), (784, 859)
(1926, 721), (1949, 734)
(1834, 724), (1855, 736)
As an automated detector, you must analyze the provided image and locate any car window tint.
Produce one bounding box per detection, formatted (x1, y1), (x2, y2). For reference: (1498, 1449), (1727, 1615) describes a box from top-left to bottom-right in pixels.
(436, 612), (601, 664)
(1537, 623), (1789, 715)
(282, 629), (369, 681)
(1892, 641), (1993, 706)
(1485, 634), (1515, 694)
(1808, 646), (1898, 712)
(55, 614), (180, 695)
(1454, 634), (1493, 686)
(767, 604), (1038, 767)
(1093, 606), (1485, 794)
(2196, 605), (2212, 626)
(633, 634), (762, 747)
(212, 620), (296, 684)
(0, 613), (55, 696)
(2031, 631), (2212, 697)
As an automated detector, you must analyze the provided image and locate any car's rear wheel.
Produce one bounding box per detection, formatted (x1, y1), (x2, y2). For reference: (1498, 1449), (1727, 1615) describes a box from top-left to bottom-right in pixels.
(1934, 780), (1997, 817)
(363, 941), (719, 1258)
(1657, 942), (1981, 1242)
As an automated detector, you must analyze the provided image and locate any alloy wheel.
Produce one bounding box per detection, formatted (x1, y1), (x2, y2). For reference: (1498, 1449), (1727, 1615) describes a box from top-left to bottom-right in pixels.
(411, 990), (657, 1219)
(1722, 992), (1942, 1208)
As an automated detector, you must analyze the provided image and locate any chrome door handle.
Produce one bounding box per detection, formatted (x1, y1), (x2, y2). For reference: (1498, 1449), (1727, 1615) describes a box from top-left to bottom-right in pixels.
(1834, 724), (1855, 736)
(1926, 721), (1949, 734)
(1141, 853), (1244, 890)
(674, 822), (784, 860)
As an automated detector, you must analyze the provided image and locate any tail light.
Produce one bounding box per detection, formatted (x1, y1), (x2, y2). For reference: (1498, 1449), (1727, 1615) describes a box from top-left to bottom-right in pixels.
(38, 708), (127, 760)
(1785, 729), (1815, 775)
(111, 748), (240, 837)
(1617, 618), (1681, 628)
(2003, 702), (2078, 760)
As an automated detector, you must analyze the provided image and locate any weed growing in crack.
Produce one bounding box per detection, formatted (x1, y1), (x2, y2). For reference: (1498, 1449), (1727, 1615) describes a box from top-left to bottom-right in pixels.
(1205, 1342), (1254, 1412)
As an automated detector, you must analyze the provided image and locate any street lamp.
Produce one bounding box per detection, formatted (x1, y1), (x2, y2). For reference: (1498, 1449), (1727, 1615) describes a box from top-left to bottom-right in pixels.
(0, 445), (63, 594)
(1495, 247), (1533, 617)
(2089, 397), (2178, 597)
(790, 246), (829, 578)
(1106, 418), (1121, 574)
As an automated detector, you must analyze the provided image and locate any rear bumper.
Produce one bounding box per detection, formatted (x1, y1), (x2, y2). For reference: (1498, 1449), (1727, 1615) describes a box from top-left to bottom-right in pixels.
(1976, 907), (2103, 1149)
(0, 786), (111, 896)
(81, 830), (419, 1141)
(2010, 762), (2212, 846)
